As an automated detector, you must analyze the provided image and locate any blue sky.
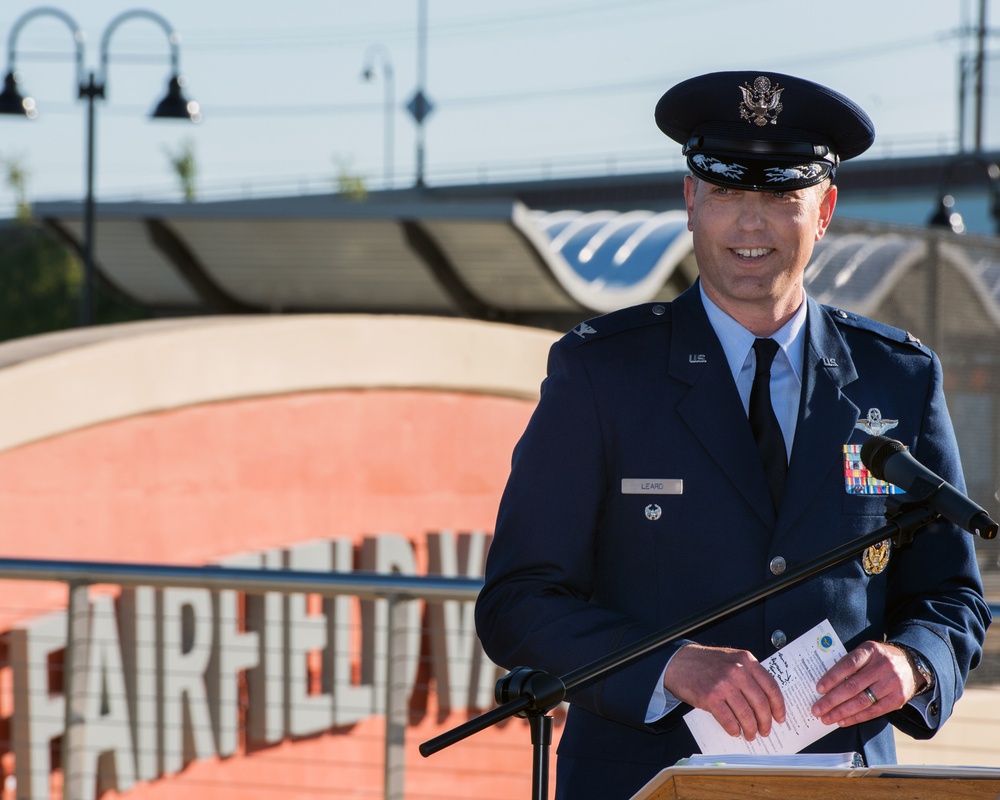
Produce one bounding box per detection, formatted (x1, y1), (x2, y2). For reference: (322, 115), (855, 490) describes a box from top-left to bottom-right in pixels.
(0, 0), (991, 218)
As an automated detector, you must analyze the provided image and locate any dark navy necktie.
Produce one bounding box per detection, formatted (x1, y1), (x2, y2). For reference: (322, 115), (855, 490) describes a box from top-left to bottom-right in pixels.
(750, 338), (787, 511)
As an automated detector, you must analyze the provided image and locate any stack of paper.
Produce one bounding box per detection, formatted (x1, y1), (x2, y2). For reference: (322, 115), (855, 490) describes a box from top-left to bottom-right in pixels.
(676, 752), (863, 768)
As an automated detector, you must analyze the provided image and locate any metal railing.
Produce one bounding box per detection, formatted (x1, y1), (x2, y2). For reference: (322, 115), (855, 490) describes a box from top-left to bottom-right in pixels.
(1, 556), (999, 800)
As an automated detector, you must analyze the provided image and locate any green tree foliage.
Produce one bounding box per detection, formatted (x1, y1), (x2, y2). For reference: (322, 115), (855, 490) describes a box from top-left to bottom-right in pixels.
(333, 155), (368, 201)
(164, 138), (198, 202)
(0, 221), (82, 340)
(0, 153), (151, 341)
(0, 220), (152, 342)
(3, 155), (31, 222)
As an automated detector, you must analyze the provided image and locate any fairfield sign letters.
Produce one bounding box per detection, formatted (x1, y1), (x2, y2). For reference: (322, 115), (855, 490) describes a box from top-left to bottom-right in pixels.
(10, 531), (497, 800)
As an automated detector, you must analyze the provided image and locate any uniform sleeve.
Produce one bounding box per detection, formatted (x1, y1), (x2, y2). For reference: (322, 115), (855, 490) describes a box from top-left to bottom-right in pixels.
(884, 350), (991, 739)
(474, 338), (691, 731)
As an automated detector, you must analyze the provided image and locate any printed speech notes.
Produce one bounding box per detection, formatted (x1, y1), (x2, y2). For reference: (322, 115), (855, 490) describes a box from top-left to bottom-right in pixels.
(684, 619), (847, 757)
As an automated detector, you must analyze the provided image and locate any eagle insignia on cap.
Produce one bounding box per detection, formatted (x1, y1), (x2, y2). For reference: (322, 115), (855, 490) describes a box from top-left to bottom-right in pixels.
(739, 76), (783, 127)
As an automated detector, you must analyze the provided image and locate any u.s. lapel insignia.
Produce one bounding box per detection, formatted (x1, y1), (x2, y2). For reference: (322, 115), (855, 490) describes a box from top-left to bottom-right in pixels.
(863, 539), (891, 575)
(573, 322), (596, 338)
(855, 408), (899, 436)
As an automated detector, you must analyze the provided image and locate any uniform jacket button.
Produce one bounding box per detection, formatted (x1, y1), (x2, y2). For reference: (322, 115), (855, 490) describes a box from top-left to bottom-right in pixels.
(769, 556), (786, 575)
(771, 630), (787, 649)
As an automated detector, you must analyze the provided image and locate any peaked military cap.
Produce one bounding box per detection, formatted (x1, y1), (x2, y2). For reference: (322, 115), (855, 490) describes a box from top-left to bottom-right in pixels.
(655, 71), (875, 191)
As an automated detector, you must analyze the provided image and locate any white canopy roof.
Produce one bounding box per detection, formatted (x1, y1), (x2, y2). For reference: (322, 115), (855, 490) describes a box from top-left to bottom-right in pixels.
(35, 194), (1000, 335)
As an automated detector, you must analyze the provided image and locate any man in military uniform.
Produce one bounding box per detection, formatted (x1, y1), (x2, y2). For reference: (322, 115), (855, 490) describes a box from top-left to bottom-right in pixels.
(475, 71), (990, 800)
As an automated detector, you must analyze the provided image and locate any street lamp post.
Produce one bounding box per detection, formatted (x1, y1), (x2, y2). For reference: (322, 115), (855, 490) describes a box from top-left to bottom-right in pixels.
(360, 43), (395, 189)
(0, 6), (201, 327)
(406, 0), (433, 187)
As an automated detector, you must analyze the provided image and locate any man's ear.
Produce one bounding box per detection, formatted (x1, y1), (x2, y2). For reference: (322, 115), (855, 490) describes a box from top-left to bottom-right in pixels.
(815, 183), (837, 241)
(684, 175), (697, 232)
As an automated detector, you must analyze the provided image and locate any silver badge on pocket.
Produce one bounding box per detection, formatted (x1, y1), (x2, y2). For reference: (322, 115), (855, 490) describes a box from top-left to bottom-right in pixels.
(855, 408), (898, 436)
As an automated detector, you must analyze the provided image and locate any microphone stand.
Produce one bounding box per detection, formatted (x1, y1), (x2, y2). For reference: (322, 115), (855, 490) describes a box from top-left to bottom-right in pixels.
(420, 498), (970, 800)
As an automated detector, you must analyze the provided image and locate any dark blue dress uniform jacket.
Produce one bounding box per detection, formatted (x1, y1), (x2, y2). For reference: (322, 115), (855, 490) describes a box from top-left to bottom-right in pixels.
(475, 282), (990, 800)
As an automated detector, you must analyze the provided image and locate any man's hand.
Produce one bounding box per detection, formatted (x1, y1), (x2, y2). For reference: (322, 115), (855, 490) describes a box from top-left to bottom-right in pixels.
(811, 641), (920, 726)
(663, 643), (786, 741)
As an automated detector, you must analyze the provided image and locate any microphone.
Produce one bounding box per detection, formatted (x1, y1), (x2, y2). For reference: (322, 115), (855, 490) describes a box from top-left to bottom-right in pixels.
(860, 435), (998, 540)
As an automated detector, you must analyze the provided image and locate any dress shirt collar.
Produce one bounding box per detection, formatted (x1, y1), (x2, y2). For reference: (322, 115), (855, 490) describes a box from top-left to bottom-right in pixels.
(698, 283), (808, 383)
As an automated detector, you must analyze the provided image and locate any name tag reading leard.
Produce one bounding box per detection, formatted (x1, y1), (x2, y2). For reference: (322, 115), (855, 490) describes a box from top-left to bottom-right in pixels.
(622, 479), (683, 495)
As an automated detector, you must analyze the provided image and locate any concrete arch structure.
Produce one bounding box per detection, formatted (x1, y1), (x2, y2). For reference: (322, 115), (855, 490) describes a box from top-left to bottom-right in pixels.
(0, 314), (556, 454)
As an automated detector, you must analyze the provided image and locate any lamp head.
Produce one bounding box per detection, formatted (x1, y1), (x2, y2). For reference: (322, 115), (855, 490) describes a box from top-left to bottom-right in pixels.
(0, 71), (37, 119)
(928, 194), (965, 234)
(152, 75), (201, 122)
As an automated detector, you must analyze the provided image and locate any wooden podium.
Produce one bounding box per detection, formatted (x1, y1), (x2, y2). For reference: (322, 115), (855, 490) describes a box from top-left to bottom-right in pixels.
(630, 765), (1000, 800)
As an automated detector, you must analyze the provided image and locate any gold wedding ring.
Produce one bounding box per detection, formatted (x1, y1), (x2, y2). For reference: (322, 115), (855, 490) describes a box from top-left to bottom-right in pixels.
(863, 687), (877, 706)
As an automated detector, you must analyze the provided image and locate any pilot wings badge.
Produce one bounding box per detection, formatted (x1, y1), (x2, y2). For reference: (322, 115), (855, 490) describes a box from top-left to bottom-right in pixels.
(855, 408), (899, 436)
(740, 76), (784, 127)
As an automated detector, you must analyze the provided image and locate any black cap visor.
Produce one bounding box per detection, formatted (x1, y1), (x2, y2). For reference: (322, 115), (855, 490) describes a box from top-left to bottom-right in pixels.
(685, 135), (837, 191)
(687, 152), (834, 191)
